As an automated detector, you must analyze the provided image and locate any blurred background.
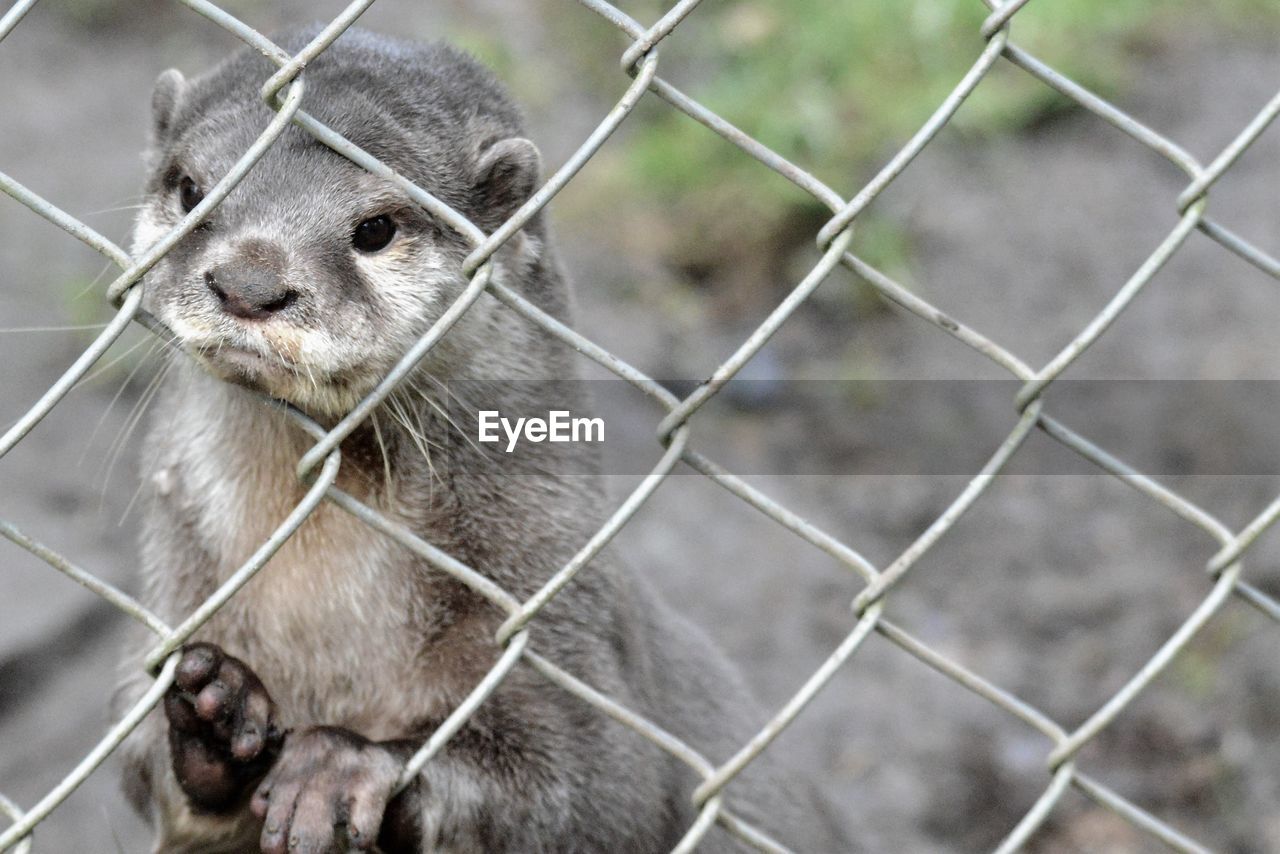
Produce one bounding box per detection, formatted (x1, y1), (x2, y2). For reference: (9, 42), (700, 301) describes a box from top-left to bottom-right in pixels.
(2, 0), (1280, 850)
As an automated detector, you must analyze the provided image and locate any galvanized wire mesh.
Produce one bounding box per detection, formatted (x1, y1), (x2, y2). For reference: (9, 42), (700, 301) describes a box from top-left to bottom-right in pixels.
(2, 0), (1280, 851)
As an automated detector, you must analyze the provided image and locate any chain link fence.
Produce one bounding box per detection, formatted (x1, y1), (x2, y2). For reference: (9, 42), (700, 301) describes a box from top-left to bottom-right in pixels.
(2, 0), (1280, 850)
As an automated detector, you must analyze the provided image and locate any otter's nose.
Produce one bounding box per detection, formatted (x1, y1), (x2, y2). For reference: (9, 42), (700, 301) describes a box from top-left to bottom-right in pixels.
(204, 264), (297, 320)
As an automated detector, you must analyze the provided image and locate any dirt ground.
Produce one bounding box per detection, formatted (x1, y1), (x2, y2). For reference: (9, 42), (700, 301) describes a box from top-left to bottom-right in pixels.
(2, 3), (1279, 853)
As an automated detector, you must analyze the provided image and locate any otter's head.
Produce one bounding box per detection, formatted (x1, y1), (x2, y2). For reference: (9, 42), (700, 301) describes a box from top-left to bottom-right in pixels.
(134, 30), (542, 417)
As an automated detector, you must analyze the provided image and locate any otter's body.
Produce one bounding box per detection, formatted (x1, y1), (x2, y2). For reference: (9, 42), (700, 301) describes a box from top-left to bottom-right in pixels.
(115, 28), (842, 853)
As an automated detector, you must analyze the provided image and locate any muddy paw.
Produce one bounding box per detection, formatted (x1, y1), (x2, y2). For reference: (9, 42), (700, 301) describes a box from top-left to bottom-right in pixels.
(251, 726), (421, 854)
(165, 642), (282, 812)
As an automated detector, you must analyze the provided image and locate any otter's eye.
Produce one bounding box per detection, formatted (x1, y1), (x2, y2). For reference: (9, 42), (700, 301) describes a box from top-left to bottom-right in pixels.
(353, 215), (397, 253)
(178, 176), (204, 214)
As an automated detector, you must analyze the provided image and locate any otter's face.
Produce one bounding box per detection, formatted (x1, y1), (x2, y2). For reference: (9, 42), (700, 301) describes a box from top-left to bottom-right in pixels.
(134, 65), (539, 418)
(134, 145), (463, 417)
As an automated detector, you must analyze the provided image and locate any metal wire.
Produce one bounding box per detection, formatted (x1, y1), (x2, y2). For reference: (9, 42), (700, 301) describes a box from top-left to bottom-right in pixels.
(2, 0), (1279, 850)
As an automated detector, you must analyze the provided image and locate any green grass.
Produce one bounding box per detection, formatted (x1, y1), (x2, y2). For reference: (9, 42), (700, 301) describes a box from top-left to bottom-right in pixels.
(583, 0), (1276, 272)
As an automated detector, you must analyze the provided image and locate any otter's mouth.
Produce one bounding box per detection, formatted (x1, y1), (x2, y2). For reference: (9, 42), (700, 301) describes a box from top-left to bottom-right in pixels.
(180, 334), (365, 416)
(192, 342), (297, 383)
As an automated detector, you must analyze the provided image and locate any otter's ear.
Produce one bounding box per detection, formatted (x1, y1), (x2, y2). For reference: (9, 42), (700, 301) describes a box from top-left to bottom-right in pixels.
(151, 68), (186, 141)
(474, 137), (541, 225)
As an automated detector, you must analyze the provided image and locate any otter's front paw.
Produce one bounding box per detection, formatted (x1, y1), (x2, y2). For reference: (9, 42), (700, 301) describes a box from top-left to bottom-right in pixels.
(251, 727), (422, 854)
(165, 642), (282, 812)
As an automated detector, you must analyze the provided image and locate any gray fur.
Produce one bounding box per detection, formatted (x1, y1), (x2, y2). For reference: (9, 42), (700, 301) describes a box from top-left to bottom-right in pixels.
(115, 26), (846, 853)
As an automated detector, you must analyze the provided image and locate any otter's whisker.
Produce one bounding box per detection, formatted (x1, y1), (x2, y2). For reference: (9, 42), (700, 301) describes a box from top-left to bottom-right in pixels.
(101, 801), (127, 854)
(386, 392), (443, 488)
(73, 259), (122, 301)
(304, 362), (319, 396)
(0, 322), (112, 334)
(410, 395), (441, 487)
(413, 377), (485, 457)
(114, 357), (179, 525)
(79, 337), (168, 467)
(69, 332), (160, 392)
(100, 354), (172, 502)
(370, 409), (395, 503)
(81, 202), (148, 217)
(101, 353), (169, 474)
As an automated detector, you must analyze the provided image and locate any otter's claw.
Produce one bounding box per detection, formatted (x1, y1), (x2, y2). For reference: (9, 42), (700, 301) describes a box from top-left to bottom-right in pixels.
(165, 642), (282, 812)
(251, 726), (421, 854)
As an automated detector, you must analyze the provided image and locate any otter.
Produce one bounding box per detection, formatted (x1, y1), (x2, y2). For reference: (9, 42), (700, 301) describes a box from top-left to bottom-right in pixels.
(114, 26), (845, 854)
